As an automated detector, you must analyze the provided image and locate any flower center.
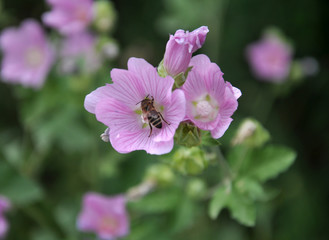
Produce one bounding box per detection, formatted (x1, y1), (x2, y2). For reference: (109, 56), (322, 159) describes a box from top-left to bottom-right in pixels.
(25, 47), (44, 67)
(196, 100), (213, 117)
(98, 216), (119, 234)
(192, 94), (219, 122)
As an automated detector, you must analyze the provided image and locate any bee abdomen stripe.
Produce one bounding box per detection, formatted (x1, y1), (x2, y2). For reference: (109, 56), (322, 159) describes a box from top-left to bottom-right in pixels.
(152, 119), (162, 126)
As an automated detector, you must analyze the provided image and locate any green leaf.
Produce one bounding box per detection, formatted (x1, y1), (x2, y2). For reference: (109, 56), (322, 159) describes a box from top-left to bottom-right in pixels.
(246, 145), (297, 182)
(234, 177), (266, 201)
(228, 190), (256, 227)
(0, 162), (43, 205)
(208, 183), (231, 219)
(172, 197), (197, 232)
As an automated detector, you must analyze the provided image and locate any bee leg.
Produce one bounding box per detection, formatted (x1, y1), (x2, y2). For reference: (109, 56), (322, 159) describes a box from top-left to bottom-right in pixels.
(159, 112), (170, 125)
(148, 122), (153, 137)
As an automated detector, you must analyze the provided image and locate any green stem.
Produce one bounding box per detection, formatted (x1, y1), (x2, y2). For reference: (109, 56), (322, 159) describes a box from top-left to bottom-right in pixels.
(214, 147), (233, 181)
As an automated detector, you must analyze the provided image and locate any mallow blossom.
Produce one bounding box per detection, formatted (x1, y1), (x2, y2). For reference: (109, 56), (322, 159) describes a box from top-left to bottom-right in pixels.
(0, 196), (11, 238)
(163, 26), (209, 77)
(246, 33), (293, 82)
(77, 193), (129, 240)
(182, 54), (241, 139)
(59, 31), (101, 74)
(0, 20), (54, 89)
(43, 0), (93, 35)
(84, 57), (186, 155)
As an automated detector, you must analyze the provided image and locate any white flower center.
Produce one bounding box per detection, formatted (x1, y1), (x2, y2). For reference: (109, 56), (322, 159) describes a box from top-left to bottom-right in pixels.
(196, 100), (213, 117)
(192, 94), (219, 122)
(25, 47), (44, 67)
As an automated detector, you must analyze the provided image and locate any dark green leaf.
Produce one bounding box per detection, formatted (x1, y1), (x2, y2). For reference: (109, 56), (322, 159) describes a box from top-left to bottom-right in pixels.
(208, 183), (231, 219)
(246, 145), (297, 182)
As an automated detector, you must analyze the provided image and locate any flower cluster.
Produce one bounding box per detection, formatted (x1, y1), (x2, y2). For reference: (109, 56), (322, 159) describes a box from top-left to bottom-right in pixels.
(0, 0), (118, 88)
(0, 196), (11, 238)
(85, 26), (241, 155)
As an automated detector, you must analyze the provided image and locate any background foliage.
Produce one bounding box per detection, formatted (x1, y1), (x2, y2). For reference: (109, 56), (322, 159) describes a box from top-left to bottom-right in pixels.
(0, 0), (328, 239)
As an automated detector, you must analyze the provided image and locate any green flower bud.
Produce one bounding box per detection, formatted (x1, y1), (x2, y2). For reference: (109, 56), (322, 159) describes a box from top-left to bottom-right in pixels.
(97, 37), (119, 59)
(157, 61), (192, 90)
(186, 178), (207, 199)
(144, 164), (175, 186)
(93, 0), (116, 33)
(174, 121), (201, 147)
(157, 60), (168, 78)
(231, 118), (270, 148)
(171, 147), (208, 175)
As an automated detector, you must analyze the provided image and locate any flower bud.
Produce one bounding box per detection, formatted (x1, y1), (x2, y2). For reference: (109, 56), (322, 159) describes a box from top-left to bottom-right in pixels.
(144, 164), (175, 186)
(163, 26), (209, 77)
(93, 0), (116, 33)
(171, 147), (208, 175)
(231, 118), (270, 147)
(186, 178), (206, 199)
(174, 121), (201, 147)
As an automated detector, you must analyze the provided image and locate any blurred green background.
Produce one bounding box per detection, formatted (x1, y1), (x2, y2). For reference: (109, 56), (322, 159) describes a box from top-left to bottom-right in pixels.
(0, 0), (328, 239)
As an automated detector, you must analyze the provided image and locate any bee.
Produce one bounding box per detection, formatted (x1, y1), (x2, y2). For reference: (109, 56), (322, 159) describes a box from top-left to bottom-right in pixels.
(137, 95), (170, 137)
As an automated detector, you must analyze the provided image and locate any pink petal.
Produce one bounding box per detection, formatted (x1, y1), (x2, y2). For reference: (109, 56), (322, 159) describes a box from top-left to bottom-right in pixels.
(110, 128), (174, 155)
(95, 97), (139, 132)
(220, 87), (238, 119)
(0, 216), (8, 238)
(127, 58), (174, 105)
(211, 117), (233, 139)
(182, 68), (207, 100)
(153, 89), (186, 142)
(190, 55), (225, 98)
(84, 84), (112, 114)
(110, 68), (145, 107)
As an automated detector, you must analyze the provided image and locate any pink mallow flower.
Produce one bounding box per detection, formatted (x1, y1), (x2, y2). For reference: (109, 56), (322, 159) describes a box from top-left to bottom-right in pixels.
(77, 193), (129, 240)
(84, 57), (186, 155)
(246, 33), (293, 82)
(0, 20), (54, 89)
(43, 0), (93, 35)
(163, 26), (209, 77)
(182, 54), (241, 139)
(0, 196), (11, 238)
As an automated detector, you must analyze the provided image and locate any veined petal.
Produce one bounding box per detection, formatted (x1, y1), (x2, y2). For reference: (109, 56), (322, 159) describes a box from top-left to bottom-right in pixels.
(153, 89), (186, 142)
(190, 54), (225, 98)
(220, 86), (238, 119)
(84, 85), (112, 114)
(95, 97), (140, 132)
(110, 128), (173, 155)
(211, 117), (233, 139)
(182, 69), (207, 100)
(127, 57), (174, 106)
(110, 68), (145, 107)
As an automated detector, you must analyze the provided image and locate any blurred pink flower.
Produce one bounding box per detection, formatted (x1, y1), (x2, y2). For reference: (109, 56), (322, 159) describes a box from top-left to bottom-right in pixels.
(84, 57), (186, 155)
(0, 196), (10, 238)
(43, 0), (93, 35)
(0, 20), (54, 89)
(182, 54), (241, 139)
(163, 26), (209, 77)
(59, 32), (101, 74)
(77, 193), (129, 240)
(246, 33), (293, 82)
